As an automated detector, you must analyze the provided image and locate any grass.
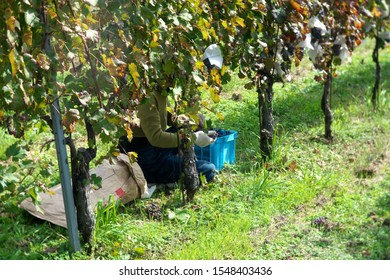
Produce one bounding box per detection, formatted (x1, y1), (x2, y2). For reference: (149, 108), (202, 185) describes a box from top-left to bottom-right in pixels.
(0, 39), (389, 260)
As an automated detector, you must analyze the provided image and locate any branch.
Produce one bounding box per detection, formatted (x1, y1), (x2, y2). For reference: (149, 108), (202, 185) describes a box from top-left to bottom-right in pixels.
(80, 37), (103, 108)
(65, 0), (75, 18)
(40, 139), (55, 153)
(66, 134), (78, 169)
(53, 0), (78, 73)
(84, 115), (97, 162)
(63, 0), (103, 108)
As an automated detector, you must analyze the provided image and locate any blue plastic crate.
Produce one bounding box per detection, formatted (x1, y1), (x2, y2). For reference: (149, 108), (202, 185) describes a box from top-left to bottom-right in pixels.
(195, 130), (238, 170)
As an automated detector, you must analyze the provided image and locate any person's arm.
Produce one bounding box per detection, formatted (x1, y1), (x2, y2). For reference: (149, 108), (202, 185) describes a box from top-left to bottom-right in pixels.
(138, 95), (179, 148)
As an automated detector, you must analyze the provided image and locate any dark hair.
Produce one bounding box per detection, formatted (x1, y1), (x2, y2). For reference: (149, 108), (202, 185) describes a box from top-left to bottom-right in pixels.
(203, 58), (213, 71)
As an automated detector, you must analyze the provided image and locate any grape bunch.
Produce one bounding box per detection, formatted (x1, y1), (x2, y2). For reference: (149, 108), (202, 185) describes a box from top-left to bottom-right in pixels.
(146, 203), (162, 220)
(208, 129), (231, 139)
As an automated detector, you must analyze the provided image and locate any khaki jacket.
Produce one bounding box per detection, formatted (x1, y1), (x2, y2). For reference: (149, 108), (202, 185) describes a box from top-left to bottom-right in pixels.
(132, 93), (178, 148)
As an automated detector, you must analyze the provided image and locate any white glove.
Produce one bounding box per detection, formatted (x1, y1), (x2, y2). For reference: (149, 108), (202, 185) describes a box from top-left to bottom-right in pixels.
(194, 131), (216, 147)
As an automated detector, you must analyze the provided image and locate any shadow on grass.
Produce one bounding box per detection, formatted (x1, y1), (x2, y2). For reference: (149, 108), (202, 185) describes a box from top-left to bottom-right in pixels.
(218, 50), (390, 260)
(273, 55), (390, 133)
(221, 50), (390, 173)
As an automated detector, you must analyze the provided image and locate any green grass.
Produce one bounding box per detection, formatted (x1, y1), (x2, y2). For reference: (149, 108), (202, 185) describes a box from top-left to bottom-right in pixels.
(0, 39), (389, 260)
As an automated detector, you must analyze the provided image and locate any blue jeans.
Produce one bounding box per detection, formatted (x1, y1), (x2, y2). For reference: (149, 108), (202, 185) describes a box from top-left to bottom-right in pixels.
(118, 136), (216, 184)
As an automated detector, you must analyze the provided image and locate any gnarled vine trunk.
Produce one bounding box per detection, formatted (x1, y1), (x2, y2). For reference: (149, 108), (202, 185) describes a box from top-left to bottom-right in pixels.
(68, 118), (96, 246)
(258, 80), (275, 159)
(372, 35), (381, 111)
(71, 149), (95, 245)
(179, 125), (199, 202)
(321, 63), (333, 141)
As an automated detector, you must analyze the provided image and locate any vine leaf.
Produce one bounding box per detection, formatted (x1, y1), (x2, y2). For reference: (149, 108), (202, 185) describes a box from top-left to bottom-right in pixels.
(8, 49), (18, 78)
(25, 9), (40, 27)
(129, 63), (140, 88)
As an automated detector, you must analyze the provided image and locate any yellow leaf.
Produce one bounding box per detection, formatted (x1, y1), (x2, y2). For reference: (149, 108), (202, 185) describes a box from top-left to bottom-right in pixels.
(236, 0), (246, 9)
(0, 110), (4, 122)
(118, 29), (126, 42)
(150, 41), (159, 48)
(198, 17), (210, 29)
(129, 63), (140, 87)
(221, 20), (228, 29)
(101, 53), (107, 64)
(221, 65), (227, 76)
(189, 113), (199, 124)
(290, 0), (308, 16)
(210, 87), (220, 103)
(22, 29), (33, 46)
(47, 6), (57, 19)
(105, 57), (117, 76)
(209, 28), (217, 39)
(372, 6), (382, 17)
(234, 16), (245, 28)
(153, 32), (158, 42)
(201, 29), (209, 40)
(36, 53), (50, 70)
(257, 22), (263, 32)
(132, 47), (143, 54)
(6, 15), (16, 32)
(111, 250), (119, 257)
(127, 152), (138, 164)
(166, 106), (173, 114)
(125, 123), (133, 142)
(217, 112), (225, 121)
(46, 189), (56, 196)
(195, 61), (204, 70)
(78, 53), (86, 65)
(8, 49), (18, 78)
(112, 150), (120, 157)
(211, 68), (221, 85)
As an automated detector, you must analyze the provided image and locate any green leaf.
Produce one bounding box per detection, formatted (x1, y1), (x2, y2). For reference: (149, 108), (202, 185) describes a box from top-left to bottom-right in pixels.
(29, 187), (38, 202)
(85, 0), (98, 6)
(3, 172), (19, 184)
(163, 60), (175, 75)
(179, 11), (193, 22)
(20, 160), (35, 169)
(6, 142), (26, 160)
(141, 6), (154, 23)
(25, 9), (39, 27)
(91, 174), (103, 188)
(170, 15), (180, 26)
